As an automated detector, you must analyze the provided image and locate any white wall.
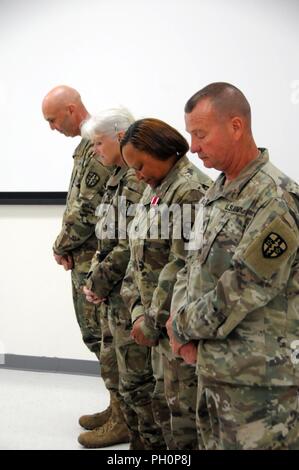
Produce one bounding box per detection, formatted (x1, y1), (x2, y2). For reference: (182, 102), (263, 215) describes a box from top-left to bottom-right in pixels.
(0, 0), (299, 360)
(0, 0), (299, 190)
(0, 205), (94, 360)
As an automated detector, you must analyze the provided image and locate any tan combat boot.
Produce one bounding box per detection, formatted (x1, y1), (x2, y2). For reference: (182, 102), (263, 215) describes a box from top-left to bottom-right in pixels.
(79, 389), (113, 430)
(79, 405), (111, 430)
(78, 392), (129, 448)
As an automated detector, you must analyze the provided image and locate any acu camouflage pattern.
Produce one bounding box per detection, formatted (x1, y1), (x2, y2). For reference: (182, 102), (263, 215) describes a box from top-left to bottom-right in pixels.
(172, 149), (299, 449)
(53, 138), (112, 354)
(53, 138), (111, 272)
(121, 155), (212, 449)
(86, 167), (165, 450)
(197, 378), (299, 449)
(172, 149), (299, 387)
(71, 270), (102, 355)
(151, 346), (176, 450)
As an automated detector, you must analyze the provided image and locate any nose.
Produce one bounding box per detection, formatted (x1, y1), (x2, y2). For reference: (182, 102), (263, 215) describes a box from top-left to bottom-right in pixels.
(190, 136), (201, 154)
(49, 122), (60, 132)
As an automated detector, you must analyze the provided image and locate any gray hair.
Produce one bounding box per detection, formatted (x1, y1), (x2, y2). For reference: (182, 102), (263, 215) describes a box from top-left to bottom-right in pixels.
(81, 106), (135, 140)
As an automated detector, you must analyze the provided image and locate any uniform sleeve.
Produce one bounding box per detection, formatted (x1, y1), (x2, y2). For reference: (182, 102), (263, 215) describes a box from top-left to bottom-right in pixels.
(121, 258), (145, 323)
(147, 189), (204, 334)
(173, 198), (299, 342)
(86, 178), (145, 299)
(53, 154), (109, 255)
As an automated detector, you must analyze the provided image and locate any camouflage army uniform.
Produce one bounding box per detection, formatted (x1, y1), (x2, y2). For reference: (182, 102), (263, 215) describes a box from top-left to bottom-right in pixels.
(53, 138), (111, 357)
(86, 166), (165, 450)
(172, 149), (299, 449)
(121, 155), (212, 449)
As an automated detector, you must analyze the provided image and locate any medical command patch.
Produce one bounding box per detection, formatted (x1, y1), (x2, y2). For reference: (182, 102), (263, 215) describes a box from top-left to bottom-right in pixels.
(262, 232), (287, 258)
(86, 172), (100, 187)
(241, 215), (297, 279)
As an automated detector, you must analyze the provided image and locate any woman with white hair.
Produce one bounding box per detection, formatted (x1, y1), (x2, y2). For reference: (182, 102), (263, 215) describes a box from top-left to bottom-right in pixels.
(78, 107), (165, 450)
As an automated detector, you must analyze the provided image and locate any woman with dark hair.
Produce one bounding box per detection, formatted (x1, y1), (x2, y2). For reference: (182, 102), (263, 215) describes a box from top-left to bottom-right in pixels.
(120, 118), (212, 449)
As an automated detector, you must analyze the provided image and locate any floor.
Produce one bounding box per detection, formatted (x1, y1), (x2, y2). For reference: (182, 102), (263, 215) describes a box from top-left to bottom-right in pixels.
(0, 368), (129, 450)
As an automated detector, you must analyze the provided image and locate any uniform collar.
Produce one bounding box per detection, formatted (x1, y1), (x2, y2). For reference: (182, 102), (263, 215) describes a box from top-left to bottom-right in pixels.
(205, 148), (269, 203)
(149, 155), (189, 199)
(107, 165), (128, 186)
(72, 138), (91, 159)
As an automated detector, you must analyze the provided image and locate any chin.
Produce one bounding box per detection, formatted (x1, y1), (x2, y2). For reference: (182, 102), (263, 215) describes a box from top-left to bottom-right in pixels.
(202, 160), (212, 168)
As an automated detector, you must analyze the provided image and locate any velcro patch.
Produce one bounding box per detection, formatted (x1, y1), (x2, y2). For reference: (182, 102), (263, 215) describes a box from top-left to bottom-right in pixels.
(85, 172), (100, 188)
(242, 216), (298, 279)
(262, 233), (287, 258)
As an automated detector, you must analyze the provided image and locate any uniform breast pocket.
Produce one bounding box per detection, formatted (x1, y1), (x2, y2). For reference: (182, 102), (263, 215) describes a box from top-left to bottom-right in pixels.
(200, 211), (247, 275)
(199, 209), (229, 265)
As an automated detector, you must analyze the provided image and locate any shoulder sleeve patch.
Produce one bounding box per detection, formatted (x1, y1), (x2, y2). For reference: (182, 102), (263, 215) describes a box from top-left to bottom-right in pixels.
(242, 215), (298, 279)
(85, 171), (100, 188)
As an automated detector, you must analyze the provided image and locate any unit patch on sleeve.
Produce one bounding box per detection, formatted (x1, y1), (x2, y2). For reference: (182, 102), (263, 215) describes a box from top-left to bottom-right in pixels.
(262, 232), (287, 258)
(86, 172), (100, 188)
(241, 215), (298, 279)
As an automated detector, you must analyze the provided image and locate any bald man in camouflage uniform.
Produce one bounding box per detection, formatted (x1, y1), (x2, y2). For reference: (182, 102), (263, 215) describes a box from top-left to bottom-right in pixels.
(42, 87), (127, 444)
(168, 82), (299, 450)
(120, 118), (212, 449)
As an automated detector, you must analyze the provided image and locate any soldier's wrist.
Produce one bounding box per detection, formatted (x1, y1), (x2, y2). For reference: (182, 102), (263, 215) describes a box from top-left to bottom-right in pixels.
(132, 305), (145, 324)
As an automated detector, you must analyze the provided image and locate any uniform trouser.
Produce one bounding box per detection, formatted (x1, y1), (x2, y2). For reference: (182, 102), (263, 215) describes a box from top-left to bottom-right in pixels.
(197, 377), (299, 450)
(107, 300), (166, 450)
(98, 303), (126, 413)
(152, 340), (198, 450)
(151, 346), (176, 449)
(71, 269), (101, 357)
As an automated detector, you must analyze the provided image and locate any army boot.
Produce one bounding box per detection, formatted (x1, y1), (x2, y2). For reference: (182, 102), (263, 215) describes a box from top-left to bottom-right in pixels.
(79, 388), (113, 430)
(79, 390), (113, 430)
(79, 405), (111, 430)
(78, 392), (129, 448)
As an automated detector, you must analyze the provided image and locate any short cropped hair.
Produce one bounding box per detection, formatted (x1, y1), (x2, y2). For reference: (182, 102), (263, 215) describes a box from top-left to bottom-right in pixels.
(185, 82), (251, 126)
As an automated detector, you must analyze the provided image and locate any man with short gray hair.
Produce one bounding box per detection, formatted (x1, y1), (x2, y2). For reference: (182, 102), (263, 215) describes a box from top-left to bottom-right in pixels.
(167, 82), (299, 449)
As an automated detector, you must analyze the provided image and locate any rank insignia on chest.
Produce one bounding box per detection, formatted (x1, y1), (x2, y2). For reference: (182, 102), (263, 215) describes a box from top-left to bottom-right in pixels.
(86, 172), (100, 188)
(150, 195), (160, 205)
(262, 232), (288, 258)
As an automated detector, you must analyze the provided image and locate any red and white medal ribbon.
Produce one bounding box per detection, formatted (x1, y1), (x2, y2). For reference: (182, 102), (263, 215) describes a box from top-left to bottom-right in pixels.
(150, 195), (160, 205)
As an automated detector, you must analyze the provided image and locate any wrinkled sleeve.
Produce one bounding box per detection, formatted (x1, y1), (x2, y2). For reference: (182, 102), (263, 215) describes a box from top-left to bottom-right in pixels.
(53, 154), (109, 255)
(147, 189), (205, 334)
(121, 258), (145, 323)
(173, 198), (299, 342)
(87, 179), (145, 299)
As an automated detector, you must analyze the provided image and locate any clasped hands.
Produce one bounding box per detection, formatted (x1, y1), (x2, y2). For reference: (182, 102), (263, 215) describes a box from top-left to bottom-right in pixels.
(130, 316), (159, 347)
(83, 286), (106, 305)
(166, 314), (197, 365)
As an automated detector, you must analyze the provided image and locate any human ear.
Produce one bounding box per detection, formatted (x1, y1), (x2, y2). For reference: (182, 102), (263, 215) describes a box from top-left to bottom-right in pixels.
(68, 104), (76, 115)
(231, 116), (243, 140)
(117, 130), (125, 142)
